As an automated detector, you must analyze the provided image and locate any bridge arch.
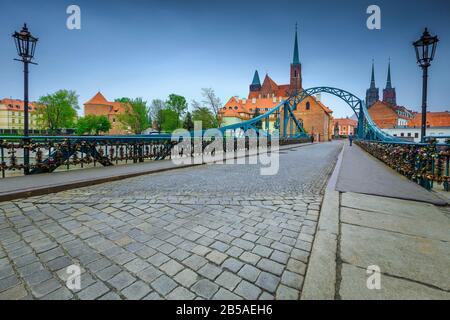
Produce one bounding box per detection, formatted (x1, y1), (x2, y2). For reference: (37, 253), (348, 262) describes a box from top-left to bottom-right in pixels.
(219, 87), (399, 142)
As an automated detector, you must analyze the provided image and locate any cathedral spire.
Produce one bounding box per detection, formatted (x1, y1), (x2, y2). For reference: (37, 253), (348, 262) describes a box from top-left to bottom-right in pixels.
(366, 60), (379, 107)
(370, 60), (376, 88)
(383, 59), (396, 106)
(251, 70), (261, 86)
(386, 59), (392, 89)
(249, 70), (262, 92)
(293, 23), (300, 65)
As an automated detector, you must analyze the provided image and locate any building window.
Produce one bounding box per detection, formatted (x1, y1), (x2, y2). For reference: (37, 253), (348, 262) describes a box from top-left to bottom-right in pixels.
(400, 133), (404, 137)
(414, 133), (419, 138)
(306, 102), (310, 110)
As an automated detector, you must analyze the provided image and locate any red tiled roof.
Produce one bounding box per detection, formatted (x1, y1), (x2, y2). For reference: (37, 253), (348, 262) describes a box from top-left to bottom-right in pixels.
(248, 75), (291, 99)
(85, 92), (110, 105)
(408, 112), (450, 127)
(84, 92), (125, 113)
(333, 117), (357, 126)
(0, 98), (37, 111)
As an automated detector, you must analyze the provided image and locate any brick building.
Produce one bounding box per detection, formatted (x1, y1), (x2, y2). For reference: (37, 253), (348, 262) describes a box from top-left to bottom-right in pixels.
(333, 117), (357, 137)
(84, 92), (131, 135)
(219, 28), (334, 141)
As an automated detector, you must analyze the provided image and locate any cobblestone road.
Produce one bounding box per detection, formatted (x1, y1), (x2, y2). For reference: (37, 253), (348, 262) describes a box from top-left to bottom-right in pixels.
(0, 141), (342, 300)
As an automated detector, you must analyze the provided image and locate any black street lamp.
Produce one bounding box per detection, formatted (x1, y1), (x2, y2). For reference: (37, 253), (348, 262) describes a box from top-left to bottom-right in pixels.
(413, 28), (438, 142)
(12, 23), (38, 174)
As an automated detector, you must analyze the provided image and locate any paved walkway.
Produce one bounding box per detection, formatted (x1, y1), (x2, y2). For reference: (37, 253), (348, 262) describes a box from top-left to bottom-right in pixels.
(0, 142), (340, 300)
(336, 142), (447, 205)
(303, 142), (450, 300)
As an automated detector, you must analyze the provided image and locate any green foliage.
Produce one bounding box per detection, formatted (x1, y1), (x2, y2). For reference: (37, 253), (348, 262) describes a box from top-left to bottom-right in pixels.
(166, 94), (188, 118)
(150, 99), (166, 131)
(76, 115), (111, 135)
(183, 112), (194, 131)
(35, 90), (79, 132)
(117, 98), (151, 134)
(159, 109), (180, 132)
(114, 97), (131, 103)
(192, 106), (217, 129)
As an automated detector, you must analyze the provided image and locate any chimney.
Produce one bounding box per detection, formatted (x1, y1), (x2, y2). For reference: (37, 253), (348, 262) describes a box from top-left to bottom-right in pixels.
(252, 98), (256, 104)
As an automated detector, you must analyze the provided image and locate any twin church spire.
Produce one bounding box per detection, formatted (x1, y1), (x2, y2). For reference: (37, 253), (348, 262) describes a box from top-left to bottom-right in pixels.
(366, 60), (396, 107)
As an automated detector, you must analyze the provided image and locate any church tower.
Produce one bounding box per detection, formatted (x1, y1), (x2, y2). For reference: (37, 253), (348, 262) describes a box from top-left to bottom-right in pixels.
(289, 25), (302, 93)
(382, 60), (397, 106)
(249, 70), (261, 93)
(365, 61), (379, 107)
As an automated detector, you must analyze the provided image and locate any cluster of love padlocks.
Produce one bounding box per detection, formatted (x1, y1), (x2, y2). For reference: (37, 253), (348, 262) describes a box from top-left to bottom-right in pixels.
(0, 138), (175, 173)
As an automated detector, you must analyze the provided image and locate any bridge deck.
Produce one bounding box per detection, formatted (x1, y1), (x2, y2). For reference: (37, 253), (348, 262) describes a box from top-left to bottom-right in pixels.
(335, 142), (447, 206)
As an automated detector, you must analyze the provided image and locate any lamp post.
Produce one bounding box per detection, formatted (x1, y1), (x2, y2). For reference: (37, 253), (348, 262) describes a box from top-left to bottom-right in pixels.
(12, 23), (38, 174)
(413, 28), (438, 143)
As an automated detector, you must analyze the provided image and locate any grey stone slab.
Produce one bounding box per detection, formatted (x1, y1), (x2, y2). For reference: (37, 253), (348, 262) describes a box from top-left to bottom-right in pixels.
(276, 284), (299, 300)
(215, 271), (241, 291)
(281, 271), (303, 290)
(256, 258), (284, 276)
(222, 258), (244, 273)
(151, 275), (178, 296)
(234, 280), (261, 300)
(341, 223), (450, 291)
(0, 284), (28, 300)
(107, 271), (136, 291)
(97, 265), (122, 281)
(301, 189), (338, 300)
(341, 206), (450, 242)
(174, 269), (199, 288)
(167, 287), (196, 300)
(212, 288), (242, 300)
(78, 282), (110, 300)
(137, 266), (163, 283)
(191, 279), (219, 299)
(30, 278), (61, 298)
(237, 264), (261, 282)
(198, 263), (222, 280)
(340, 263), (450, 300)
(256, 272), (280, 293)
(121, 280), (151, 300)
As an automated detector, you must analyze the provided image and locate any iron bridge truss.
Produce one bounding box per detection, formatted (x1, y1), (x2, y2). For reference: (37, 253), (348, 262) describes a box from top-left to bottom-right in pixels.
(218, 87), (401, 142)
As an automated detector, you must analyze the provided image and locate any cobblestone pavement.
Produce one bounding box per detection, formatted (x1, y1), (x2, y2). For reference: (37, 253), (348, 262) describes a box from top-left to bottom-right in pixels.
(0, 142), (342, 300)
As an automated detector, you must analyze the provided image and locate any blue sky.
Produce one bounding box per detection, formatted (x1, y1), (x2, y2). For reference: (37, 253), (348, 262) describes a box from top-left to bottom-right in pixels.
(0, 0), (449, 118)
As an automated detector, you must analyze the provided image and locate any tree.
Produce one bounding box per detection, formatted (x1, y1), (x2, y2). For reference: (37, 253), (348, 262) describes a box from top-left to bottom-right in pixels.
(117, 98), (151, 134)
(159, 109), (180, 132)
(76, 115), (111, 135)
(183, 111), (194, 131)
(201, 88), (222, 126)
(166, 94), (188, 120)
(35, 90), (79, 132)
(150, 99), (166, 131)
(114, 97), (131, 103)
(192, 106), (217, 129)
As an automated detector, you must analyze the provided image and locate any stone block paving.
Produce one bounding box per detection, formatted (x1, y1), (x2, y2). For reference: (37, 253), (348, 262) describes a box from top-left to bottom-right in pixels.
(0, 142), (341, 300)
